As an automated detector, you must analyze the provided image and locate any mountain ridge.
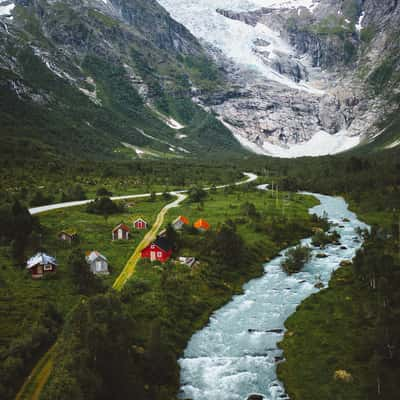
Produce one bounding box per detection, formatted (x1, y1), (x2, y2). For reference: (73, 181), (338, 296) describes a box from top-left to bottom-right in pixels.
(0, 0), (399, 160)
(0, 0), (247, 162)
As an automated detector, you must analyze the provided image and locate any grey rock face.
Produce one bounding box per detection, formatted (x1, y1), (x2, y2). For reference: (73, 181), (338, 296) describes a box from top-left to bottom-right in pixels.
(193, 0), (400, 155)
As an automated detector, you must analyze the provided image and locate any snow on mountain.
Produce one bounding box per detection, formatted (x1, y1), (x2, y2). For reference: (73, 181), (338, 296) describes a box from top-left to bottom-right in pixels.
(158, 0), (389, 158)
(0, 1), (15, 17)
(159, 0), (322, 94)
(157, 0), (362, 158)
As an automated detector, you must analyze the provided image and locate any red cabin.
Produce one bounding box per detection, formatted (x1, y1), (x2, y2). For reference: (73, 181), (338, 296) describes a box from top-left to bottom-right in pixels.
(133, 217), (148, 230)
(141, 237), (172, 263)
(112, 223), (130, 240)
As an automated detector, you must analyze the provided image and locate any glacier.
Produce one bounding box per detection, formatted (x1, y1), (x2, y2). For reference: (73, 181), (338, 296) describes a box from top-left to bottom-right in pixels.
(158, 0), (367, 158)
(158, 0), (322, 93)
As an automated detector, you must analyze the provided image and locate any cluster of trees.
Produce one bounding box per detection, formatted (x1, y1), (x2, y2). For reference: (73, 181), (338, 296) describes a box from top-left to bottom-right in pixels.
(0, 200), (39, 265)
(29, 185), (87, 207)
(68, 249), (104, 295)
(86, 197), (125, 220)
(60, 185), (87, 202)
(188, 186), (208, 203)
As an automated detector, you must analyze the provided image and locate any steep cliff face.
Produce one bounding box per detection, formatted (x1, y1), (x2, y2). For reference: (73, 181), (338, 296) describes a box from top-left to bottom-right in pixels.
(0, 0), (245, 160)
(159, 0), (400, 156)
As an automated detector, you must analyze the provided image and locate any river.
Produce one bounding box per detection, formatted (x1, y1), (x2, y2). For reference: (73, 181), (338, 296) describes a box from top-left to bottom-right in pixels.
(178, 193), (369, 400)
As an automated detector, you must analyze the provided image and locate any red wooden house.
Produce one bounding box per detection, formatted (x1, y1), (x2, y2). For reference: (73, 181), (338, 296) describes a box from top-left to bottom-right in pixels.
(133, 217), (148, 230)
(26, 253), (57, 279)
(141, 237), (172, 263)
(112, 223), (130, 240)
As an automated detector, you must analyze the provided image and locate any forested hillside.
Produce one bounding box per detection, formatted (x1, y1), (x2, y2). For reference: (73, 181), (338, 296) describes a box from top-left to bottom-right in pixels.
(0, 0), (246, 161)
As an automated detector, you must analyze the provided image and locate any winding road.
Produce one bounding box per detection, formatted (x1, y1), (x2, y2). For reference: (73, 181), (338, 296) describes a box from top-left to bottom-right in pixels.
(29, 173), (258, 215)
(18, 172), (258, 400)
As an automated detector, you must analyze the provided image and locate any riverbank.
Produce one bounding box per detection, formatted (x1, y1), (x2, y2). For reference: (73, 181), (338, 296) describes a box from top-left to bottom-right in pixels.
(277, 204), (400, 400)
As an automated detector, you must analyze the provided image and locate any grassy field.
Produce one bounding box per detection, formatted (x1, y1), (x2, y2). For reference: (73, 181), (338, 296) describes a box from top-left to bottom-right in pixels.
(166, 188), (318, 252)
(0, 197), (167, 399)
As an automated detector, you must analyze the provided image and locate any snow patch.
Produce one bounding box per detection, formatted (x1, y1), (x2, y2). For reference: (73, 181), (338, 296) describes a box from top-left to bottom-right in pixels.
(222, 116), (360, 158)
(137, 129), (190, 153)
(0, 1), (15, 17)
(260, 129), (361, 157)
(121, 142), (160, 158)
(148, 105), (186, 129)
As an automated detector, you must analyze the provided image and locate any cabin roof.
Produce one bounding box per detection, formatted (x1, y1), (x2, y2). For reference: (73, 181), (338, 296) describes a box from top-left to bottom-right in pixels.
(86, 251), (107, 263)
(112, 223), (130, 233)
(133, 216), (148, 224)
(153, 237), (172, 252)
(194, 219), (210, 230)
(173, 215), (189, 225)
(59, 229), (77, 237)
(26, 253), (57, 269)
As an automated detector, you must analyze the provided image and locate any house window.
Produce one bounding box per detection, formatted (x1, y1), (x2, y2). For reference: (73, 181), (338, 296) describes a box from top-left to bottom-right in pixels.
(157, 252), (162, 258)
(96, 261), (102, 272)
(44, 264), (53, 271)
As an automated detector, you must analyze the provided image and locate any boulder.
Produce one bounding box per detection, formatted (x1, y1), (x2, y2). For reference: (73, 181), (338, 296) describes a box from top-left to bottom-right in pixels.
(340, 260), (353, 267)
(247, 395), (265, 400)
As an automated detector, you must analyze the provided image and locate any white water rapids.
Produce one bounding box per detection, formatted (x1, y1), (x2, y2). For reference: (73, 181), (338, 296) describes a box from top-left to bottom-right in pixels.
(178, 193), (369, 400)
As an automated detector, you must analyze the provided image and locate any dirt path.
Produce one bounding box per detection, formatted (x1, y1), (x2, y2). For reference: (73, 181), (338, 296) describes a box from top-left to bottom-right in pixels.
(15, 344), (56, 400)
(113, 192), (187, 291)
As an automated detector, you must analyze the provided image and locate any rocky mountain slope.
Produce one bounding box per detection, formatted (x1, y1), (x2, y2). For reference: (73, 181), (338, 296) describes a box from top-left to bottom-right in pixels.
(159, 0), (400, 157)
(0, 0), (246, 161)
(1, 0), (399, 160)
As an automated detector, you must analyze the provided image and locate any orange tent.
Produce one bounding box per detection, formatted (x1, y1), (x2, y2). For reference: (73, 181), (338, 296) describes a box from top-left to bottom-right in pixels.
(194, 219), (210, 231)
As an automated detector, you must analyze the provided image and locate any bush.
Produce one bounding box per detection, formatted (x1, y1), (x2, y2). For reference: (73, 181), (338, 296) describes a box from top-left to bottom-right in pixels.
(96, 187), (113, 197)
(86, 197), (124, 219)
(60, 185), (86, 202)
(281, 245), (312, 274)
(188, 186), (207, 203)
(312, 230), (341, 248)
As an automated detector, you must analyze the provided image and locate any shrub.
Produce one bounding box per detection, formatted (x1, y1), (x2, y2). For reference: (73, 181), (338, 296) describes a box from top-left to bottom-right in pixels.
(96, 187), (113, 197)
(281, 245), (312, 274)
(188, 186), (207, 203)
(312, 230), (341, 248)
(86, 197), (124, 219)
